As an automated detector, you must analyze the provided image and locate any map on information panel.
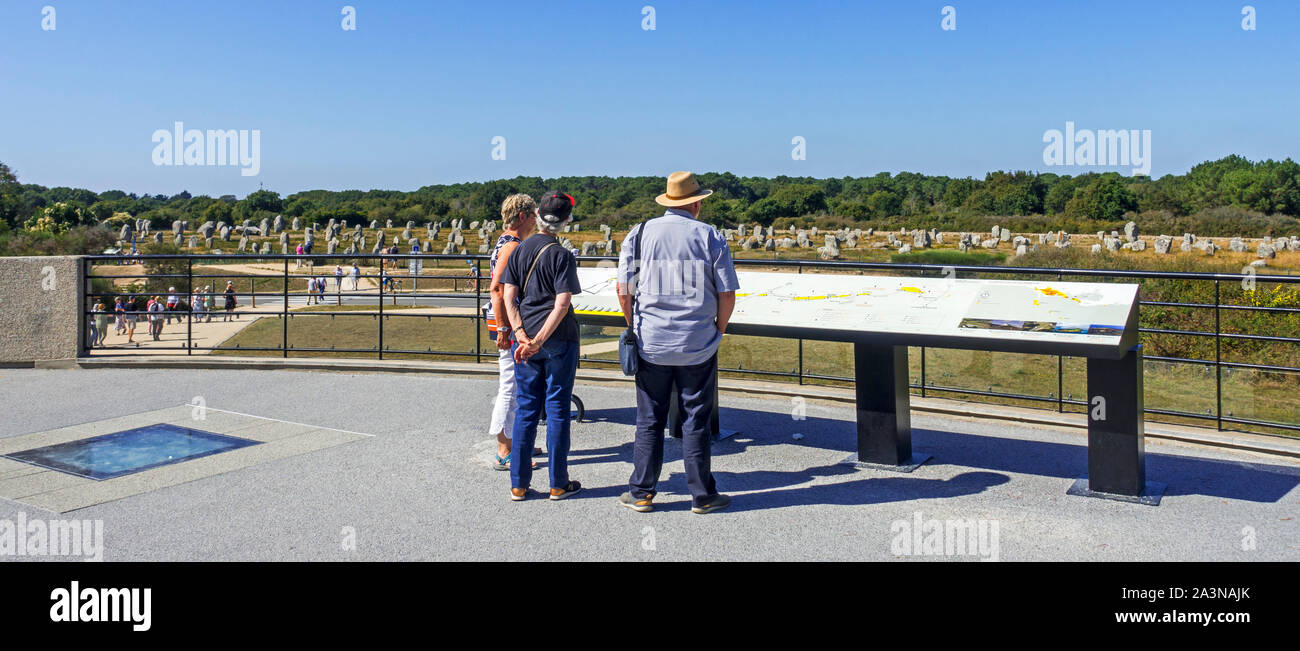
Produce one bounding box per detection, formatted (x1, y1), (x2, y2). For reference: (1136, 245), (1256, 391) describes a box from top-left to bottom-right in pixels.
(573, 267), (1138, 347)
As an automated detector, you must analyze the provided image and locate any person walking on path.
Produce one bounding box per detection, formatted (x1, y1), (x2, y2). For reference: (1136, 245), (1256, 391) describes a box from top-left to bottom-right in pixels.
(334, 265), (344, 293)
(93, 300), (109, 347)
(486, 193), (538, 471)
(124, 295), (138, 344)
(113, 297), (126, 336)
(204, 287), (216, 323)
(165, 287), (179, 324)
(148, 295), (165, 340)
(616, 171), (738, 515)
(351, 263), (361, 291)
(223, 282), (238, 321)
(500, 191), (583, 501)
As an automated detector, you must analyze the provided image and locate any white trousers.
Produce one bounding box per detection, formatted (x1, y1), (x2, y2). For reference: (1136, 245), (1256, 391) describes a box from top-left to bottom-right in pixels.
(488, 346), (517, 438)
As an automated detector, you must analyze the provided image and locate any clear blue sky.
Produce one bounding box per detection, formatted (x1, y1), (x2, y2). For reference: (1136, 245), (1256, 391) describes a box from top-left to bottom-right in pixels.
(1, 0), (1297, 197)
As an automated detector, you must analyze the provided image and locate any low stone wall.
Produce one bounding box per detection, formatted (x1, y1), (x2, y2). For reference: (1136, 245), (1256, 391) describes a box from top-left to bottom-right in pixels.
(0, 256), (84, 363)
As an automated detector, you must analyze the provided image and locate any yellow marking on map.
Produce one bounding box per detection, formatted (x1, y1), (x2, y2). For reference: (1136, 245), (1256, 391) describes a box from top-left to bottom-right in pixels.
(575, 309), (623, 316)
(1037, 287), (1082, 303)
(793, 293), (853, 301)
(900, 286), (924, 294)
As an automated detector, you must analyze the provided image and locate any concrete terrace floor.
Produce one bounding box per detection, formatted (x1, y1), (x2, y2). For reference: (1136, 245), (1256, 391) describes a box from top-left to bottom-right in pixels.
(0, 367), (1297, 562)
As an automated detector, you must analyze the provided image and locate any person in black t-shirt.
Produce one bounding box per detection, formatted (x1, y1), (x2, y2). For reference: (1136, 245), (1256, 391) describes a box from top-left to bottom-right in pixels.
(499, 191), (583, 502)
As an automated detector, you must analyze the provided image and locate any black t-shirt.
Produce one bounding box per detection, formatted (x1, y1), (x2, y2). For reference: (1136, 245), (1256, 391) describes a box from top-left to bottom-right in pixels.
(499, 233), (581, 342)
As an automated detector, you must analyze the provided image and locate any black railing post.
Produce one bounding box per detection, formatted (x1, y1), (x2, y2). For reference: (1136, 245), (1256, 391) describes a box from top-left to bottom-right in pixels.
(920, 347), (927, 397)
(1058, 272), (1064, 412)
(797, 261), (803, 384)
(474, 257), (482, 364)
(186, 258), (193, 355)
(378, 256), (385, 360)
(1215, 279), (1222, 431)
(282, 257), (289, 358)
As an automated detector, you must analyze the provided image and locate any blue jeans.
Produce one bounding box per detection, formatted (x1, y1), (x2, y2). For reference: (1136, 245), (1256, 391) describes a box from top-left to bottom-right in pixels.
(629, 354), (719, 506)
(510, 338), (579, 490)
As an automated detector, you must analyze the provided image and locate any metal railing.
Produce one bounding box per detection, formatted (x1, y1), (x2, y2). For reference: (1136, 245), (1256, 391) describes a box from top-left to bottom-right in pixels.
(81, 253), (1300, 436)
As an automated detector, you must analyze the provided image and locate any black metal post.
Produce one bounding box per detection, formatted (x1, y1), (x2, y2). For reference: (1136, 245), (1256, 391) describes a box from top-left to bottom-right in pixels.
(845, 343), (926, 469)
(474, 258), (482, 364)
(187, 258), (193, 355)
(282, 258), (288, 358)
(920, 347), (927, 397)
(378, 258), (384, 360)
(1214, 280), (1222, 430)
(1079, 346), (1157, 501)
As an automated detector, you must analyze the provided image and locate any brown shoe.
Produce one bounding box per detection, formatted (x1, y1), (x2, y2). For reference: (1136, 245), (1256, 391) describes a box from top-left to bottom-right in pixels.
(549, 481), (582, 501)
(510, 487), (528, 501)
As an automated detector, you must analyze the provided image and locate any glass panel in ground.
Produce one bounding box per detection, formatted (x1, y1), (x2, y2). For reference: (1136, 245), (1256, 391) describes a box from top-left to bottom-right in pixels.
(3, 423), (259, 481)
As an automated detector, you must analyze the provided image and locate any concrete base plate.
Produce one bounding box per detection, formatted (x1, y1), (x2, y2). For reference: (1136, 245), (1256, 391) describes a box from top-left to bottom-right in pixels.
(1066, 477), (1166, 506)
(838, 452), (933, 473)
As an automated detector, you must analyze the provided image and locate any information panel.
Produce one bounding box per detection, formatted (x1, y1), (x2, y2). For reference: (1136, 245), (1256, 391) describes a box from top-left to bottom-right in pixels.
(574, 267), (1140, 358)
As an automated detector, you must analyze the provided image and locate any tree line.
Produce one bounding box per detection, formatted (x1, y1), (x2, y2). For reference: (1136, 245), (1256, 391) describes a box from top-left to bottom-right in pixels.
(3, 155), (1298, 255)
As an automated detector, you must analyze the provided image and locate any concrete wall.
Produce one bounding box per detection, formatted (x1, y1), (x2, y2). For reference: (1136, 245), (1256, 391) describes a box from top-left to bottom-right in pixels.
(0, 256), (84, 363)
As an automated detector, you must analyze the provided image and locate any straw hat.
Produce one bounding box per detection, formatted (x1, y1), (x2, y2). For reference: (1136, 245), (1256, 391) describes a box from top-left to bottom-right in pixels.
(655, 171), (714, 207)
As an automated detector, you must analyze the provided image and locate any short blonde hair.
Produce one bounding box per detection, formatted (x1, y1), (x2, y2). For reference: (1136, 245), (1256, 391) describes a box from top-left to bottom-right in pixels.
(500, 194), (536, 228)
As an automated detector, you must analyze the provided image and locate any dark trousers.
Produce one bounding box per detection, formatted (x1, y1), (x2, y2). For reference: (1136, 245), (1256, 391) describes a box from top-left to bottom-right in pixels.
(629, 354), (719, 506)
(510, 338), (579, 490)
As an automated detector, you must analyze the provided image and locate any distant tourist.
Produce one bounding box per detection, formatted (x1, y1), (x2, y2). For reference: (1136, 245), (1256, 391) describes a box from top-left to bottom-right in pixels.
(93, 300), (108, 347)
(204, 287), (215, 323)
(334, 265), (344, 292)
(148, 295), (165, 340)
(124, 295), (138, 343)
(486, 193), (538, 471)
(499, 191), (583, 501)
(113, 297), (126, 335)
(165, 287), (179, 324)
(616, 171), (738, 514)
(295, 243), (305, 269)
(351, 263), (361, 291)
(223, 282), (238, 321)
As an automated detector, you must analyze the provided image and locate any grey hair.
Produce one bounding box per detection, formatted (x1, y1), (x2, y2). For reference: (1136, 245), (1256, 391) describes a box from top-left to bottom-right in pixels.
(538, 216), (570, 235)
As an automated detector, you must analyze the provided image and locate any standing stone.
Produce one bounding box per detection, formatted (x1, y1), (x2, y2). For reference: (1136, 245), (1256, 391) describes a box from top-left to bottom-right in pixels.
(1124, 221), (1138, 242)
(1229, 238), (1247, 253)
(327, 238), (339, 254)
(237, 235), (248, 251)
(272, 214), (284, 233)
(991, 225), (1001, 240)
(118, 223), (134, 241)
(152, 232), (163, 244)
(1153, 236), (1172, 254)
(172, 220), (184, 235)
(386, 219), (394, 229)
(220, 226), (233, 241)
(188, 236), (198, 248)
(401, 228), (412, 242)
(1257, 244), (1276, 259)
(375, 230), (386, 248)
(175, 233), (184, 246)
(1000, 228), (1012, 243)
(291, 217), (301, 231)
(259, 218), (270, 236)
(371, 220), (379, 229)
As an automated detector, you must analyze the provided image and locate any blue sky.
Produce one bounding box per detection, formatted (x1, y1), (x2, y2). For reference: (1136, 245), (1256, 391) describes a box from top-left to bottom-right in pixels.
(1, 0), (1297, 197)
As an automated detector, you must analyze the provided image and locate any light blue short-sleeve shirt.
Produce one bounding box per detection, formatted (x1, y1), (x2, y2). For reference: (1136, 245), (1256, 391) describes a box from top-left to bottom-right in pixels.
(618, 209), (740, 366)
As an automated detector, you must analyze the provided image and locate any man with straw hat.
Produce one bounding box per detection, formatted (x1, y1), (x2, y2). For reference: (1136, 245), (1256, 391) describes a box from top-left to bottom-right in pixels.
(615, 171), (738, 514)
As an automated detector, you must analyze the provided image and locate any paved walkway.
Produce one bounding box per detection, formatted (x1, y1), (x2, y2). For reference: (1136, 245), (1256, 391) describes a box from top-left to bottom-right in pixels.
(1, 367), (1296, 561)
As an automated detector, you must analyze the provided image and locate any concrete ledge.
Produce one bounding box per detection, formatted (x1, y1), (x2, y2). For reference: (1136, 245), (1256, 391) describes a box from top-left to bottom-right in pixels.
(68, 354), (1300, 461)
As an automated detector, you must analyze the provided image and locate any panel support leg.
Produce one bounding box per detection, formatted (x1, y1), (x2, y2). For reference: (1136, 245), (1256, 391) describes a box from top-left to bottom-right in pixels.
(1069, 346), (1164, 505)
(841, 343), (929, 472)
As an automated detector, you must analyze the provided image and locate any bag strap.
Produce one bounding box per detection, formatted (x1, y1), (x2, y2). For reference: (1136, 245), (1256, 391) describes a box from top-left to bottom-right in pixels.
(629, 219), (651, 340)
(520, 241), (558, 298)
